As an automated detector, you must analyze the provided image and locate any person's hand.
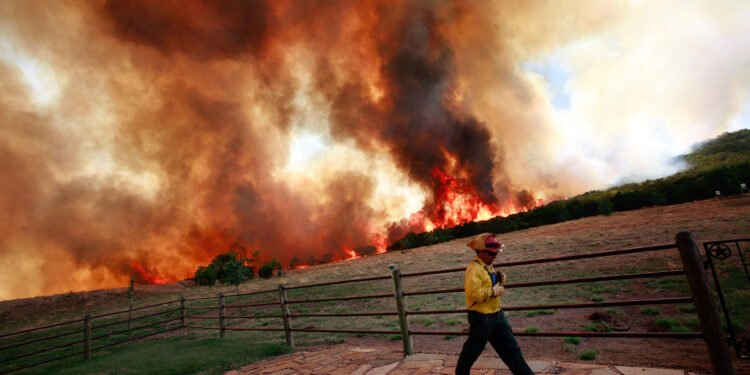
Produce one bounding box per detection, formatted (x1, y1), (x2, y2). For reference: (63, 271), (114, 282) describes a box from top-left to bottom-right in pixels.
(492, 285), (504, 297)
(495, 271), (507, 286)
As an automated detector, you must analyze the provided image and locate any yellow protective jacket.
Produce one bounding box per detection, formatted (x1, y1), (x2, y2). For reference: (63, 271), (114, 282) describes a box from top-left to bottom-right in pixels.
(464, 256), (501, 314)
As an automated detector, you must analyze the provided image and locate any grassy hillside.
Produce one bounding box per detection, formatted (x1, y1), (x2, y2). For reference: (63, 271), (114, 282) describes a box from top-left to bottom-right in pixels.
(2, 196), (749, 373)
(683, 129), (750, 171)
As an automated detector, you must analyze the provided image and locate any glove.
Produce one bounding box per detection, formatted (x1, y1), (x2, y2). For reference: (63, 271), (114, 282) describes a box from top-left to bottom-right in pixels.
(492, 285), (504, 297)
(495, 271), (507, 286)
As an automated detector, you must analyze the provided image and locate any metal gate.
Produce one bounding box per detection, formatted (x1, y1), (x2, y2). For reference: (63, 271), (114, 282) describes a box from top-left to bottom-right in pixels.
(703, 238), (750, 359)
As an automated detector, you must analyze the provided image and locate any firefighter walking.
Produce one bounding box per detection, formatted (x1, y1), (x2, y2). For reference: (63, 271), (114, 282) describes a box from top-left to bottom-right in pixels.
(456, 233), (534, 375)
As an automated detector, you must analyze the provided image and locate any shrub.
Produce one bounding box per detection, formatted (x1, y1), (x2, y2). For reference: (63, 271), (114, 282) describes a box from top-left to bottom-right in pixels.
(563, 337), (581, 345)
(612, 191), (656, 211)
(453, 221), (482, 238)
(578, 350), (597, 360)
(193, 249), (255, 286)
(390, 334), (402, 341)
(258, 264), (274, 279)
(640, 307), (661, 316)
(193, 266), (217, 286)
(591, 296), (604, 302)
(222, 258), (254, 293)
(523, 326), (538, 333)
(424, 228), (454, 245)
(355, 246), (377, 256)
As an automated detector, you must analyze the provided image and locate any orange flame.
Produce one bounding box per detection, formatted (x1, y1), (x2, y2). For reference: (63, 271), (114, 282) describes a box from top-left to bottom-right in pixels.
(130, 261), (165, 285)
(428, 167), (501, 228)
(395, 168), (545, 235)
(343, 246), (360, 261)
(371, 236), (388, 254)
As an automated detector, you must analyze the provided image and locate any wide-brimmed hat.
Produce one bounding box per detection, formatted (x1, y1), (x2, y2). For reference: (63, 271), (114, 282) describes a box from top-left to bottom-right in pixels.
(466, 233), (504, 254)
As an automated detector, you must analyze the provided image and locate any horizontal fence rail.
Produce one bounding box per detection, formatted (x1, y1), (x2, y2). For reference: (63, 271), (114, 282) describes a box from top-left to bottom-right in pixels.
(402, 270), (686, 297)
(90, 325), (181, 352)
(408, 297), (696, 315)
(0, 318), (84, 339)
(0, 328), (85, 351)
(284, 275), (391, 290)
(286, 292), (393, 304)
(401, 243), (677, 278)
(90, 299), (178, 319)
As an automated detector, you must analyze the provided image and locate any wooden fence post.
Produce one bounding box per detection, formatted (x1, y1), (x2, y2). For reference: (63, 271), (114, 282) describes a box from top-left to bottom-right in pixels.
(179, 295), (186, 336)
(676, 232), (736, 375)
(127, 279), (134, 340)
(83, 314), (91, 360)
(278, 284), (294, 348)
(389, 265), (413, 356)
(219, 293), (225, 338)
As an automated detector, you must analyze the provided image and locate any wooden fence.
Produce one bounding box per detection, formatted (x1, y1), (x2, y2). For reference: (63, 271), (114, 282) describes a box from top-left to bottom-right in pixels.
(0, 232), (741, 374)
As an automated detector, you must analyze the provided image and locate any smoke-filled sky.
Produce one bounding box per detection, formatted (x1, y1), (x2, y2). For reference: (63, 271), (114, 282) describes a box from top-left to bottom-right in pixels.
(1, 0), (749, 301)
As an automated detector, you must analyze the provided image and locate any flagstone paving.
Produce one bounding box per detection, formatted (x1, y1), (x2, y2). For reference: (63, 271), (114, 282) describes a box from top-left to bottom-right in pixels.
(226, 346), (707, 375)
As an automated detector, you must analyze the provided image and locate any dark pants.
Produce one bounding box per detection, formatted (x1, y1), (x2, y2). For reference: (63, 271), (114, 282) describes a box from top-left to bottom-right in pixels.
(456, 310), (533, 375)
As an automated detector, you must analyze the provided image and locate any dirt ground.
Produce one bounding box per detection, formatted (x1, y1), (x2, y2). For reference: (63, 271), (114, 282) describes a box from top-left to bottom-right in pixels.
(2, 195), (750, 373)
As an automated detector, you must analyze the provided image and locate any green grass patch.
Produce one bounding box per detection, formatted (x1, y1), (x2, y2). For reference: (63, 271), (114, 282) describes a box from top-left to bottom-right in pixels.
(644, 278), (689, 293)
(640, 307), (660, 316)
(682, 317), (701, 329)
(27, 335), (290, 375)
(390, 334), (402, 341)
(678, 305), (696, 313)
(419, 318), (436, 326)
(445, 319), (461, 326)
(590, 296), (604, 302)
(577, 350), (597, 360)
(603, 308), (623, 316)
(669, 326), (692, 333)
(563, 337), (581, 345)
(523, 326), (538, 333)
(525, 310), (556, 317)
(585, 322), (612, 332)
(655, 318), (680, 329)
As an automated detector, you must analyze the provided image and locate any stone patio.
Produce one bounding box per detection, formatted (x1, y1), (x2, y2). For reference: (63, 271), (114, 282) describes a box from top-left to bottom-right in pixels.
(226, 346), (707, 375)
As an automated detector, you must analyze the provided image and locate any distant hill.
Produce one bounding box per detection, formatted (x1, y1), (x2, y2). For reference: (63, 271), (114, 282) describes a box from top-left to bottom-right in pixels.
(389, 129), (750, 250)
(682, 128), (750, 172)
